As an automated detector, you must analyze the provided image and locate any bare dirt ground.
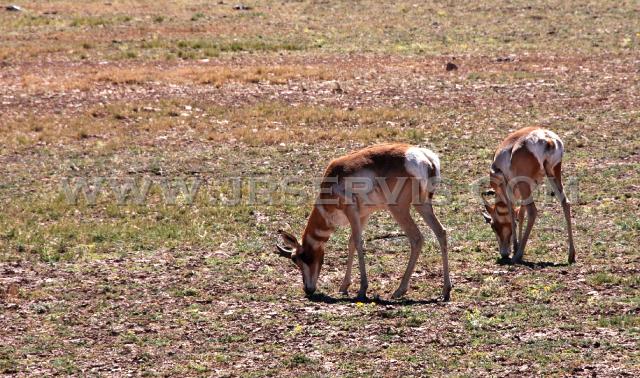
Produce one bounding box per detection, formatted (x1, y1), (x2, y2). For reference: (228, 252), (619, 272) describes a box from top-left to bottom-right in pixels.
(0, 1), (639, 376)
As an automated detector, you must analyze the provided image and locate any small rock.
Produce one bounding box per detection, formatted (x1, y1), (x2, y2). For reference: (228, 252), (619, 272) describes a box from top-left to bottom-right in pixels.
(496, 55), (516, 62)
(445, 62), (458, 71)
(5, 5), (22, 12)
(33, 304), (48, 314)
(233, 4), (252, 10)
(6, 283), (18, 298)
(332, 81), (344, 94)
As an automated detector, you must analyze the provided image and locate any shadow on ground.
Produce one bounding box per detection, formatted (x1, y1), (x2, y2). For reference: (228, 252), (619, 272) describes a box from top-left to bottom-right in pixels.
(496, 257), (571, 269)
(307, 292), (443, 306)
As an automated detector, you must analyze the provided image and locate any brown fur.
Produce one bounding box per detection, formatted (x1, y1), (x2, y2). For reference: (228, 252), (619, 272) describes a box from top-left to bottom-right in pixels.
(494, 126), (541, 156)
(322, 143), (411, 184)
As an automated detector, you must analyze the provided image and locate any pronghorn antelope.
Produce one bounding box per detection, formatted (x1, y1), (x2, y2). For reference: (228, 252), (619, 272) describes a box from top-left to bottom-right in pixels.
(481, 127), (576, 263)
(275, 143), (451, 301)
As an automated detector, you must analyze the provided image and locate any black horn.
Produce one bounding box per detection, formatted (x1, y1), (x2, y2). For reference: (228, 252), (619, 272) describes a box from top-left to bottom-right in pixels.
(275, 244), (294, 259)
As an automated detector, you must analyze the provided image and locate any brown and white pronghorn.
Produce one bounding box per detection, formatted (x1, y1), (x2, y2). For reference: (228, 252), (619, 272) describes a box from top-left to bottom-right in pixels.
(481, 127), (576, 263)
(275, 143), (451, 301)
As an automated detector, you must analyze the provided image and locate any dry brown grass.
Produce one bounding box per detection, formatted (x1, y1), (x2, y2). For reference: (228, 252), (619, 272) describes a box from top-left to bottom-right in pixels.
(101, 65), (339, 86)
(0, 102), (421, 154)
(16, 64), (342, 93)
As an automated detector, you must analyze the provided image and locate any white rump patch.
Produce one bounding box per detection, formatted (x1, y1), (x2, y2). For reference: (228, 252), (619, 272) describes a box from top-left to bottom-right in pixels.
(522, 129), (564, 169)
(494, 129), (565, 181)
(404, 147), (440, 191)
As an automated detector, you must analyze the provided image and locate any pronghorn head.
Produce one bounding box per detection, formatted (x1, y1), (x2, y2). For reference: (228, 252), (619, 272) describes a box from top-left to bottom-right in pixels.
(275, 229), (323, 296)
(482, 189), (514, 259)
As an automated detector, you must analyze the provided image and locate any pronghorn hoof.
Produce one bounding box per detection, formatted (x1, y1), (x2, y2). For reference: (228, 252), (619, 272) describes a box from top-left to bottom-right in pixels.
(391, 288), (407, 299)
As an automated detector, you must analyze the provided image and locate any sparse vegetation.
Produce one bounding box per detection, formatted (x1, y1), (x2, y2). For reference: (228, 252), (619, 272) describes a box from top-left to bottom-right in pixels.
(0, 0), (638, 376)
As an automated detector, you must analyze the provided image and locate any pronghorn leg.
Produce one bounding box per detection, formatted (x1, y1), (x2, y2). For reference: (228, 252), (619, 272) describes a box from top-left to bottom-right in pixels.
(340, 216), (368, 294)
(415, 202), (451, 301)
(505, 200), (519, 256)
(499, 173), (519, 256)
(388, 206), (423, 299)
(548, 163), (576, 264)
(345, 205), (367, 299)
(517, 205), (526, 245)
(339, 236), (356, 295)
(513, 202), (537, 263)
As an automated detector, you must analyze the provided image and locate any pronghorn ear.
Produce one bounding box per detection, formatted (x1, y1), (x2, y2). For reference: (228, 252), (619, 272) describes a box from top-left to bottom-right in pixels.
(278, 230), (301, 249)
(482, 211), (492, 224)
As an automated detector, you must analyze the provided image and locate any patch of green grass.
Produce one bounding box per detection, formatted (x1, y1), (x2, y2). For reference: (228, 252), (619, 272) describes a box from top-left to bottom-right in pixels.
(615, 217), (640, 231)
(588, 272), (622, 286)
(69, 15), (131, 27)
(598, 314), (640, 330)
(137, 37), (308, 60)
(587, 272), (640, 288)
(190, 12), (205, 21)
(284, 353), (314, 367)
(0, 347), (18, 374)
(465, 308), (491, 330)
(120, 331), (142, 345)
(51, 357), (78, 375)
(526, 282), (562, 303)
(0, 14), (66, 29)
(218, 334), (248, 344)
(188, 362), (209, 373)
(120, 50), (138, 59)
(477, 276), (503, 298)
(173, 287), (199, 297)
